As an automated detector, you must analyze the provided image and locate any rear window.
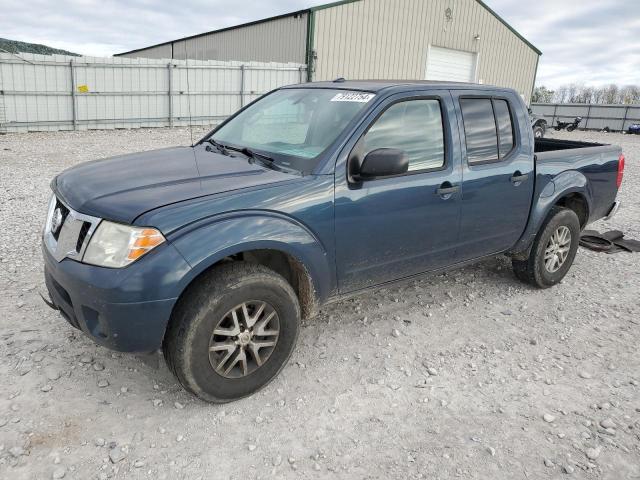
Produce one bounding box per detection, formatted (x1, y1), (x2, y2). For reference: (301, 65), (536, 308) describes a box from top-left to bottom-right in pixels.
(460, 98), (516, 164)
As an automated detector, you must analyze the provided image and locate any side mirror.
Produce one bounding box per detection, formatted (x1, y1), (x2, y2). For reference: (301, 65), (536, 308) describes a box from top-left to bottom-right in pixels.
(357, 148), (409, 180)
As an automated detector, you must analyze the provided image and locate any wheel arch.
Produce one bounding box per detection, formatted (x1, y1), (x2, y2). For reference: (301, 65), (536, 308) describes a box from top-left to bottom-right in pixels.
(553, 191), (589, 228)
(177, 247), (320, 321)
(167, 214), (334, 322)
(509, 173), (592, 258)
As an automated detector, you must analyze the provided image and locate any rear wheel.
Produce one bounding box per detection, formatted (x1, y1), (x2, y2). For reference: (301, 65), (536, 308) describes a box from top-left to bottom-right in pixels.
(164, 262), (300, 403)
(512, 207), (580, 288)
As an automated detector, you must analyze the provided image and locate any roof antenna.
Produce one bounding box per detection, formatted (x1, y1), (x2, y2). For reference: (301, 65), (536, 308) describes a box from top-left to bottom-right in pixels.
(184, 44), (194, 147)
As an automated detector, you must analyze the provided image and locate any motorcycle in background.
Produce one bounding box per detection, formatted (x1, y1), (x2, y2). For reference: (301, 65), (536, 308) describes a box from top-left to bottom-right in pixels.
(554, 116), (583, 132)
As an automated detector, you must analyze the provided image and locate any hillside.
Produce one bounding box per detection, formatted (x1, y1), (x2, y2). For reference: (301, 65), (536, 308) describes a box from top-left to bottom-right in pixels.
(0, 38), (79, 56)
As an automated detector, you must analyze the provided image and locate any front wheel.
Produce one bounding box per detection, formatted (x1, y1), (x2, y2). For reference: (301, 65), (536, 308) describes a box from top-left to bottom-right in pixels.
(164, 262), (300, 403)
(512, 207), (580, 288)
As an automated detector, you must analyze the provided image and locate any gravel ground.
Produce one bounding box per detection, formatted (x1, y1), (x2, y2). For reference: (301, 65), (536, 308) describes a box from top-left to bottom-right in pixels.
(0, 127), (638, 480)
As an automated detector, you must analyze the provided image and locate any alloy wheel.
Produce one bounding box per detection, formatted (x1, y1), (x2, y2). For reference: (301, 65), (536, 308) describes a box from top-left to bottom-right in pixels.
(544, 226), (572, 273)
(208, 301), (280, 379)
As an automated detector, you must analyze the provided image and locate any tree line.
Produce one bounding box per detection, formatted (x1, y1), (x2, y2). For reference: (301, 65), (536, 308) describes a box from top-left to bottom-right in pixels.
(532, 84), (640, 105)
(0, 38), (79, 56)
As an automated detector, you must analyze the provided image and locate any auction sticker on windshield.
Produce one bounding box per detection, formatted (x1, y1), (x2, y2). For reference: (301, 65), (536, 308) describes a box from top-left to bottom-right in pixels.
(330, 92), (375, 103)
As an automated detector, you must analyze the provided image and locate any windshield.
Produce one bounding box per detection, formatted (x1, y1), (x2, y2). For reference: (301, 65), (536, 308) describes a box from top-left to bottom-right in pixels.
(210, 88), (375, 173)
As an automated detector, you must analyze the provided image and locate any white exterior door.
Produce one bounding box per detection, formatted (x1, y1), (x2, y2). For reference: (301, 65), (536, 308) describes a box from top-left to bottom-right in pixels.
(426, 46), (477, 83)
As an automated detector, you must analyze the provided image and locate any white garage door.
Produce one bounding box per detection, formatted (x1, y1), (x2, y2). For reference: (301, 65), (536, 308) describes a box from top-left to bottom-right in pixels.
(426, 46), (477, 83)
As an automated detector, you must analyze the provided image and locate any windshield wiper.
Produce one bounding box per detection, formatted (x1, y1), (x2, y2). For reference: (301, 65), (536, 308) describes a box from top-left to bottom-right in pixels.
(223, 144), (276, 164)
(206, 138), (232, 156)
(208, 141), (297, 174)
(244, 148), (276, 164)
(218, 144), (282, 169)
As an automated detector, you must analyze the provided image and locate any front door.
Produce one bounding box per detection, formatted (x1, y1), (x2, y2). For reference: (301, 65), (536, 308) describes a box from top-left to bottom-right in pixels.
(334, 92), (463, 293)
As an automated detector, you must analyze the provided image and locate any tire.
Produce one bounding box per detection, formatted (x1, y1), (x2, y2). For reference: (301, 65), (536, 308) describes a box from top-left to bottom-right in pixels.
(164, 262), (300, 403)
(533, 125), (545, 139)
(567, 124), (577, 132)
(512, 207), (580, 289)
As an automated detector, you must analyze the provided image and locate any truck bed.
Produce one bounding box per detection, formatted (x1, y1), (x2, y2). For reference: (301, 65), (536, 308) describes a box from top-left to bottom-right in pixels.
(534, 137), (620, 163)
(534, 138), (606, 153)
(533, 138), (622, 224)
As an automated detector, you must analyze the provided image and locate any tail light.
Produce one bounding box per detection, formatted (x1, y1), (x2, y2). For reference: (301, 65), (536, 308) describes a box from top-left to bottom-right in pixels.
(616, 153), (625, 189)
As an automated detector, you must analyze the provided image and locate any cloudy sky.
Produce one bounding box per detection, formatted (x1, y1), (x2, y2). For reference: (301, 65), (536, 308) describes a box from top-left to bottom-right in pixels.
(1, 0), (638, 88)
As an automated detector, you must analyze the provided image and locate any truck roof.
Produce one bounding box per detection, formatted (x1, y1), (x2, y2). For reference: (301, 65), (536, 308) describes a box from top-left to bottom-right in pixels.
(284, 79), (517, 95)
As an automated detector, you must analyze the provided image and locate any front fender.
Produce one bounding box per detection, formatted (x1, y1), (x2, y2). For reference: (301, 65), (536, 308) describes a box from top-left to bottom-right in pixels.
(510, 170), (592, 254)
(168, 212), (334, 303)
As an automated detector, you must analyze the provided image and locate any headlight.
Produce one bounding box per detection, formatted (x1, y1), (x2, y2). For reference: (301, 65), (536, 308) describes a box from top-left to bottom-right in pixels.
(83, 221), (165, 268)
(44, 194), (56, 235)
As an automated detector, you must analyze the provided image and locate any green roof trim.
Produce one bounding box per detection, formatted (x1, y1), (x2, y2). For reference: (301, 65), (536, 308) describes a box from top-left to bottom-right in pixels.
(475, 0), (542, 55)
(310, 0), (362, 12)
(306, 10), (315, 81)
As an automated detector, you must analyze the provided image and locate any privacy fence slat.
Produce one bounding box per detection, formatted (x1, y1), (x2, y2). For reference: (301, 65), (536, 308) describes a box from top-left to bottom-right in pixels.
(0, 52), (306, 133)
(531, 103), (640, 132)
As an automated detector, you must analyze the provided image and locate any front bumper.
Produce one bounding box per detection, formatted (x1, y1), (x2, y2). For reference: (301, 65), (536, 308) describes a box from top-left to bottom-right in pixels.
(43, 241), (191, 352)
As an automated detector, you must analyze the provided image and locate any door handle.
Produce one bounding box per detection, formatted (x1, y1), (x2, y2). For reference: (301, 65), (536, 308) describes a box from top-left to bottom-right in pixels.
(436, 183), (460, 198)
(510, 171), (529, 184)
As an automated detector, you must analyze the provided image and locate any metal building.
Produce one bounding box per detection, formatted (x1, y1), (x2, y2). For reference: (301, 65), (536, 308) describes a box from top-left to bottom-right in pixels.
(116, 0), (541, 99)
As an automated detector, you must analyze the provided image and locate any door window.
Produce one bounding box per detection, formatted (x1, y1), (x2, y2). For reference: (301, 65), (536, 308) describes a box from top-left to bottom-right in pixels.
(361, 99), (445, 172)
(460, 97), (516, 164)
(493, 99), (515, 158)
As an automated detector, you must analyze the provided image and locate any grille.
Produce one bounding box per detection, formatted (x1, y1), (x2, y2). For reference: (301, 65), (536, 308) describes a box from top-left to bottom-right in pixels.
(52, 199), (70, 241)
(44, 196), (101, 263)
(76, 222), (91, 252)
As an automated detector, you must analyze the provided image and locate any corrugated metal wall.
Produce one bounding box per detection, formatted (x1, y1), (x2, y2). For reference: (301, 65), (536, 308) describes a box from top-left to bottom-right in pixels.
(120, 14), (308, 64)
(0, 53), (306, 133)
(312, 0), (539, 98)
(122, 44), (172, 60)
(532, 103), (640, 132)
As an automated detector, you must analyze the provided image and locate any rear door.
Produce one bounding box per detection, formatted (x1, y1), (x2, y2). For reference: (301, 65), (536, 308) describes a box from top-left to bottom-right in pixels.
(451, 91), (534, 260)
(334, 91), (463, 292)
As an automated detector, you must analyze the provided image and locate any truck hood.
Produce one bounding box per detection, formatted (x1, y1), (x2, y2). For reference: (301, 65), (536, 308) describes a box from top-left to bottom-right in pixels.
(54, 145), (295, 224)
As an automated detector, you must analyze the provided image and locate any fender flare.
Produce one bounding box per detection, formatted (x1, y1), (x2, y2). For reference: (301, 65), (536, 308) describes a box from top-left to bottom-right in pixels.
(167, 211), (334, 306)
(510, 171), (592, 256)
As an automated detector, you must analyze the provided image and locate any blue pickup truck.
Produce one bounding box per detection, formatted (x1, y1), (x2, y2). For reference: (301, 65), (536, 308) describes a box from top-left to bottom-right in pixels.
(43, 80), (625, 402)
